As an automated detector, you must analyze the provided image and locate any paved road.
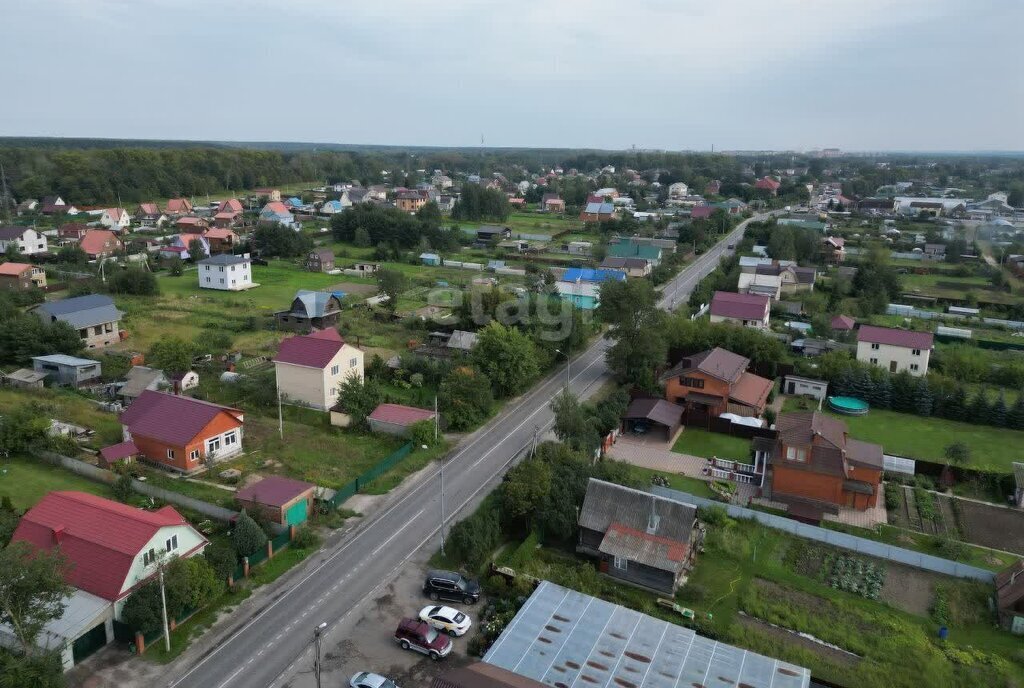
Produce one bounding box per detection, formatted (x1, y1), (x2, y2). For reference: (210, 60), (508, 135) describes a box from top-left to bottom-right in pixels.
(166, 215), (763, 688)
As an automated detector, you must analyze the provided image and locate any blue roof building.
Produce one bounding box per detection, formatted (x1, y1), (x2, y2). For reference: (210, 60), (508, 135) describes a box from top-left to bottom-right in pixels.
(420, 253), (442, 266)
(562, 268), (626, 284)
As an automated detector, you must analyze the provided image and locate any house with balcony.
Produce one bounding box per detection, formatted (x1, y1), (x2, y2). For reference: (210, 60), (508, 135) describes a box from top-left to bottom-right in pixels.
(659, 347), (773, 422)
(0, 262), (46, 291)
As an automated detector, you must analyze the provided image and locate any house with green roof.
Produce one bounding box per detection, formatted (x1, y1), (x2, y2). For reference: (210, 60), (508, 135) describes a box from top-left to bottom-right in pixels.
(605, 241), (662, 266)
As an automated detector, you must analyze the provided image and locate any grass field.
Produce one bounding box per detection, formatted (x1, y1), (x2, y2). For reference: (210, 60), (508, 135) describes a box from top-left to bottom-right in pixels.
(901, 272), (1018, 305)
(626, 465), (717, 498)
(0, 387), (123, 448)
(672, 428), (751, 460)
(0, 456), (114, 509)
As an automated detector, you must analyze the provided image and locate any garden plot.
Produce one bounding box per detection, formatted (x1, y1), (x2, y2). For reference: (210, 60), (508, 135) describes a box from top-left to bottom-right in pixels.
(955, 498), (1024, 555)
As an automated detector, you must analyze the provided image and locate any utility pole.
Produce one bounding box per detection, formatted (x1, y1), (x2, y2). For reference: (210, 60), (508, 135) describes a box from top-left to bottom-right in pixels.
(277, 383), (284, 439)
(555, 349), (570, 393)
(439, 453), (445, 555)
(158, 565), (171, 653)
(313, 622), (327, 688)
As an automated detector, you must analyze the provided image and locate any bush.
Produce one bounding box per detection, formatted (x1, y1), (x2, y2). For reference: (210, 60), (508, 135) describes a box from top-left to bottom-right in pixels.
(937, 536), (968, 562)
(409, 419), (438, 448)
(232, 510), (268, 558)
(446, 500), (502, 572)
(884, 482), (902, 511)
(699, 504), (731, 527)
(677, 583), (707, 604)
(112, 473), (134, 502)
(204, 541), (238, 581)
(290, 526), (320, 550)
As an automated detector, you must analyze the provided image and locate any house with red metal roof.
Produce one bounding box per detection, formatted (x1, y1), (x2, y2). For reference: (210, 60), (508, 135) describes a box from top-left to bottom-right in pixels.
(165, 198), (193, 216)
(754, 176), (781, 195)
(272, 329), (364, 411)
(856, 325), (933, 376)
(118, 390), (244, 473)
(235, 476), (316, 526)
(830, 314), (856, 332)
(367, 403), (436, 437)
(99, 207), (130, 232)
(708, 291), (770, 329)
(79, 228), (123, 259)
(10, 491), (206, 668)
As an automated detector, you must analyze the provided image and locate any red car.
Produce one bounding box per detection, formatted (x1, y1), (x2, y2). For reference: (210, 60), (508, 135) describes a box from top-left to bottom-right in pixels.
(394, 618), (452, 660)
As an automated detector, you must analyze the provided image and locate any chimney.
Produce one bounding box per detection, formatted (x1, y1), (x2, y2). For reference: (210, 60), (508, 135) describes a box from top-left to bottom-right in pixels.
(52, 525), (65, 545)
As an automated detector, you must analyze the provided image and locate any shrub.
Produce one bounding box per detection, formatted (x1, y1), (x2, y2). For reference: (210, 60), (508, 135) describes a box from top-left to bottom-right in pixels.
(409, 419), (438, 448)
(290, 526), (320, 550)
(112, 473), (134, 502)
(884, 482), (902, 511)
(937, 536), (967, 562)
(232, 510), (268, 558)
(678, 583), (707, 604)
(699, 504), (731, 527)
(204, 541), (238, 581)
(446, 500), (502, 572)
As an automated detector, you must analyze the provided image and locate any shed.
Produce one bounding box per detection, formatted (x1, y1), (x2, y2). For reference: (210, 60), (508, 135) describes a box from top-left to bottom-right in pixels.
(420, 253), (442, 266)
(98, 440), (139, 468)
(32, 355), (102, 386)
(235, 475), (317, 526)
(3, 368), (47, 389)
(621, 398), (684, 440)
(367, 403), (436, 437)
(783, 375), (828, 401)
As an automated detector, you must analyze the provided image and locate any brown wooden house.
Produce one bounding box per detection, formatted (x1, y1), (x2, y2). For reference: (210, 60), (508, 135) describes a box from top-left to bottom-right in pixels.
(996, 560), (1024, 634)
(659, 347), (773, 424)
(305, 249), (335, 273)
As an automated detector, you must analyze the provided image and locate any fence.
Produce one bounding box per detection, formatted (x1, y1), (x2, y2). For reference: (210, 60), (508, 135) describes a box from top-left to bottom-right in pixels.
(324, 442), (414, 510)
(650, 486), (995, 583)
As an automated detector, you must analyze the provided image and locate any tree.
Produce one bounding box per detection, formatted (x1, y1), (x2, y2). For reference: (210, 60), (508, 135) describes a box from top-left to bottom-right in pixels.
(0, 650), (65, 688)
(251, 223), (313, 258)
(471, 321), (541, 397)
(1008, 393), (1024, 431)
(409, 419), (437, 448)
(438, 366), (493, 430)
(0, 405), (51, 456)
(232, 510), (268, 558)
(204, 541), (238, 582)
(599, 279), (667, 390)
(446, 501), (502, 571)
(500, 458), (552, 532)
(914, 377), (934, 417)
(107, 267), (159, 296)
(551, 390), (600, 453)
(168, 256), (184, 276)
(187, 238), (206, 262)
(112, 473), (134, 502)
(168, 557), (220, 613)
(991, 390), (1008, 427)
(148, 337), (197, 374)
(56, 245), (88, 265)
(376, 269), (407, 314)
(944, 442), (971, 467)
(120, 578), (163, 634)
(353, 227), (371, 248)
(0, 543), (70, 655)
(337, 373), (382, 429)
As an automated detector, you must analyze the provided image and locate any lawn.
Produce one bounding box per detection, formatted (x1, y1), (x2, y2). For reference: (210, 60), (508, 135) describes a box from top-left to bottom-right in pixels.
(782, 397), (1024, 472)
(626, 465), (717, 498)
(672, 428), (751, 461)
(0, 456), (113, 509)
(0, 387), (123, 448)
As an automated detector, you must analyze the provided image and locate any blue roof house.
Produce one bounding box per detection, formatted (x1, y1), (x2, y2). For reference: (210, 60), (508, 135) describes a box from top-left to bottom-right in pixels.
(555, 280), (601, 310)
(562, 268), (626, 284)
(420, 253), (442, 266)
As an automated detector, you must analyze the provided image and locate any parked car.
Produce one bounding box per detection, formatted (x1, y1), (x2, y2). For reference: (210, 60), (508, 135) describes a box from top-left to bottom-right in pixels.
(419, 605), (472, 637)
(423, 570), (480, 604)
(394, 618), (452, 660)
(350, 672), (398, 688)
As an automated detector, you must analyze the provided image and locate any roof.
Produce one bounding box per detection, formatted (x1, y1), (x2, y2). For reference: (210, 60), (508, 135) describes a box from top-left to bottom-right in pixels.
(661, 347), (750, 384)
(621, 398), (684, 429)
(5, 368), (47, 383)
(776, 411), (847, 451)
(32, 354), (100, 368)
(846, 437), (884, 469)
(562, 267), (626, 283)
(119, 366), (167, 398)
(420, 252), (441, 261)
(484, 581), (811, 688)
(368, 403), (436, 426)
(583, 202), (615, 214)
(11, 491), (194, 601)
(606, 242), (661, 260)
(218, 198), (243, 213)
(0, 225), (31, 240)
(432, 663), (547, 688)
(273, 328), (346, 368)
(99, 440), (139, 465)
(262, 202), (291, 215)
(831, 314), (856, 330)
(0, 262), (33, 276)
(476, 225), (510, 236)
(710, 290), (769, 321)
(996, 560), (1024, 611)
(198, 253), (249, 266)
(235, 475), (315, 508)
(33, 294), (124, 329)
(578, 479), (695, 573)
(730, 371), (774, 409)
(119, 390), (242, 447)
(600, 256), (648, 270)
(446, 330), (478, 351)
(204, 227), (237, 239)
(165, 198), (192, 212)
(284, 290), (342, 319)
(79, 229), (121, 256)
(857, 325), (933, 350)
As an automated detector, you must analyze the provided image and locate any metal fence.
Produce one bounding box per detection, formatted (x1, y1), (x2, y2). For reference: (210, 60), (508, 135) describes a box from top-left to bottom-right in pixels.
(651, 486), (995, 583)
(324, 442), (414, 510)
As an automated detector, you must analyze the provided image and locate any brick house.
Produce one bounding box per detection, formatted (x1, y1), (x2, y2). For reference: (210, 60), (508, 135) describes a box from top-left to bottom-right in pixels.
(118, 390), (243, 473)
(0, 262), (46, 290)
(396, 190), (427, 213)
(659, 347), (773, 421)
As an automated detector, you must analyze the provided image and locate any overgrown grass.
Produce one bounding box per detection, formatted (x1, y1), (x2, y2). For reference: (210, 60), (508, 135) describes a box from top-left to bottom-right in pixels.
(0, 456), (114, 509)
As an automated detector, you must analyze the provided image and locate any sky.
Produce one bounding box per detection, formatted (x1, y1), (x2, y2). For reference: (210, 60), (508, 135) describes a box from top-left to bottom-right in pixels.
(2, 0), (1022, 151)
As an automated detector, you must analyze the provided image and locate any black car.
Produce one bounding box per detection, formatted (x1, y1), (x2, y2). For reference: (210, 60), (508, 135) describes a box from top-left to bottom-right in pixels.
(423, 570), (480, 604)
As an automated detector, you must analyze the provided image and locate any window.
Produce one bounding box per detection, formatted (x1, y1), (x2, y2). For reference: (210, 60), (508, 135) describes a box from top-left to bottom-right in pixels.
(93, 325), (102, 335)
(143, 548), (157, 566)
(206, 277), (211, 283)
(349, 358), (358, 368)
(785, 445), (807, 463)
(208, 437), (221, 453)
(869, 357), (878, 365)
(218, 266), (224, 273)
(189, 449), (199, 461)
(166, 449), (175, 460)
(224, 432), (237, 446)
(165, 535), (178, 552)
(331, 365), (339, 376)
(681, 377), (704, 389)
(911, 349), (921, 356)
(871, 343), (880, 350)
(219, 278), (224, 284)
(613, 556), (628, 571)
(910, 364), (920, 372)
(230, 265), (235, 272)
(330, 387), (337, 396)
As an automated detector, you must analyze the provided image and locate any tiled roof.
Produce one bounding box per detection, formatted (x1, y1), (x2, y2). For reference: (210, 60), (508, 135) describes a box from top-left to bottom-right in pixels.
(11, 491), (193, 601)
(368, 403), (436, 426)
(79, 229), (121, 256)
(857, 325), (933, 350)
(710, 291), (769, 321)
(119, 390), (241, 447)
(776, 411), (847, 450)
(661, 347), (750, 384)
(622, 398), (684, 429)
(218, 199), (243, 213)
(235, 475), (315, 508)
(0, 262), (33, 276)
(273, 328), (345, 368)
(729, 371), (774, 409)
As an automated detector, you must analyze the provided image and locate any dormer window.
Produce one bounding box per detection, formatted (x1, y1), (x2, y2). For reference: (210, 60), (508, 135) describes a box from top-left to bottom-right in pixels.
(785, 446), (807, 463)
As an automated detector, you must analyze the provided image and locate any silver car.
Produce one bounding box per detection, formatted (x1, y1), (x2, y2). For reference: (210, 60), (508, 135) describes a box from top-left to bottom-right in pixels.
(350, 672), (398, 688)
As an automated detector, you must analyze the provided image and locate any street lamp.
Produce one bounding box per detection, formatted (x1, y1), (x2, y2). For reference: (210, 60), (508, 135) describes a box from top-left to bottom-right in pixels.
(555, 348), (570, 392)
(313, 621), (328, 688)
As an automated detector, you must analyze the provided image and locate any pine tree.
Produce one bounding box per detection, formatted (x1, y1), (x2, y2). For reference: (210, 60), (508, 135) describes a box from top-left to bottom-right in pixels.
(1007, 393), (1024, 430)
(967, 387), (991, 425)
(943, 384), (967, 420)
(231, 510), (268, 558)
(890, 371), (915, 412)
(870, 375), (892, 410)
(914, 377), (934, 417)
(991, 390), (1008, 427)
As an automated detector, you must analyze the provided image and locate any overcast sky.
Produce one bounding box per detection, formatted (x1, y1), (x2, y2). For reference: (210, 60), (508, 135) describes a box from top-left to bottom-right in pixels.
(2, 0), (1022, 151)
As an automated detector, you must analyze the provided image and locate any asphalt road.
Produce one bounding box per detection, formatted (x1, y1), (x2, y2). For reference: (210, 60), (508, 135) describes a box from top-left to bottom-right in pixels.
(166, 215), (761, 688)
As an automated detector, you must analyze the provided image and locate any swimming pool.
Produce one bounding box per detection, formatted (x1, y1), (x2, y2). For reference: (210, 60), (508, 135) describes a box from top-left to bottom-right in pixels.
(828, 396), (869, 415)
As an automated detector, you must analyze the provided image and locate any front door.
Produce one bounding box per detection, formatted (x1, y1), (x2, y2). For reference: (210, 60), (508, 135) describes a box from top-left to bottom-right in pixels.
(889, 361), (898, 373)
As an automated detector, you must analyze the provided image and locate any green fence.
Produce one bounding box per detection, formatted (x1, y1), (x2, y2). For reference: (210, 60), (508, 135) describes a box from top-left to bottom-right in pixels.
(324, 442), (414, 510)
(271, 531), (291, 551)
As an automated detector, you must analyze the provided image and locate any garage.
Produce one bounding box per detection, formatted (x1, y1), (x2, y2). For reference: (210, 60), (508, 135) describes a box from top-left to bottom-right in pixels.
(620, 398), (685, 441)
(235, 475), (317, 526)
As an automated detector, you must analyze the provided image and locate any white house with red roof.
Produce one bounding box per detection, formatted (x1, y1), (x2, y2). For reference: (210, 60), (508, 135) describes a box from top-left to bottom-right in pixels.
(708, 291), (770, 329)
(273, 329), (364, 411)
(99, 207), (130, 232)
(9, 491), (206, 669)
(856, 325), (933, 376)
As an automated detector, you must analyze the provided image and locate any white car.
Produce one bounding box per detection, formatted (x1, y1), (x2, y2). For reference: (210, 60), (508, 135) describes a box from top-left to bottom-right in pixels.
(350, 672), (398, 688)
(419, 604), (472, 637)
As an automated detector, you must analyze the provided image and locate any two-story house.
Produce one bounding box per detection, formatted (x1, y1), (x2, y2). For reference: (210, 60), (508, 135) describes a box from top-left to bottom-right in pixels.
(577, 478), (701, 595)
(164, 198), (193, 216)
(135, 203), (167, 228)
(659, 347), (774, 421)
(32, 294), (125, 349)
(0, 262), (46, 290)
(274, 290), (344, 332)
(0, 225), (48, 255)
(259, 201), (297, 228)
(99, 208), (131, 232)
(763, 411), (883, 515)
(11, 491), (206, 669)
(197, 253), (255, 291)
(273, 329), (364, 411)
(396, 190), (427, 213)
(856, 325), (933, 376)
(79, 229), (123, 260)
(203, 227), (238, 252)
(305, 249), (335, 272)
(821, 236), (846, 263)
(708, 291), (770, 329)
(118, 390), (244, 473)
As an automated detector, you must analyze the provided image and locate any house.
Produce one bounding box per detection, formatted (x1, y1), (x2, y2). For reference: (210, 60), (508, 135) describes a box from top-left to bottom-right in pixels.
(259, 202), (297, 228)
(58, 223), (90, 242)
(175, 216), (209, 232)
(555, 280), (601, 310)
(737, 272), (782, 300)
(0, 262), (46, 290)
(620, 397), (684, 440)
(605, 240), (662, 266)
(135, 203), (167, 228)
(273, 328), (364, 411)
(754, 177), (781, 195)
(32, 295), (124, 349)
(782, 375), (828, 401)
(396, 190), (427, 213)
(765, 411), (883, 514)
(119, 390), (243, 473)
(171, 232), (210, 259)
(32, 354), (102, 386)
(274, 290), (344, 332)
(99, 208), (130, 232)
(164, 198), (193, 216)
(169, 370), (199, 394)
(16, 198), (38, 215)
(659, 347), (774, 419)
(420, 252), (442, 266)
(218, 198), (244, 214)
(567, 241), (591, 256)
(599, 256), (651, 277)
(821, 236), (846, 263)
(3, 368), (48, 389)
(367, 403), (436, 437)
(306, 249), (335, 272)
(923, 243), (947, 261)
(777, 264), (816, 294)
(709, 291), (771, 329)
(996, 560), (1024, 633)
(319, 200), (345, 215)
(350, 261), (379, 276)
(203, 227), (239, 253)
(212, 211), (240, 228)
(668, 181), (689, 198)
(831, 314), (856, 332)
(476, 225), (512, 242)
(235, 476), (317, 526)
(253, 188), (281, 202)
(118, 366), (168, 403)
(561, 267), (626, 284)
(541, 193), (565, 213)
(577, 478), (700, 595)
(79, 229), (123, 260)
(0, 225), (48, 255)
(198, 253), (255, 291)
(690, 205), (714, 220)
(579, 202), (616, 222)
(284, 196), (304, 210)
(856, 325), (933, 376)
(9, 492), (206, 670)
(39, 195), (69, 214)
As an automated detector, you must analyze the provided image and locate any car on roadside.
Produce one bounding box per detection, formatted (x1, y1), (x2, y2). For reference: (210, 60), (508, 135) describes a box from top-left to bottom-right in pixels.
(423, 570), (480, 604)
(419, 604), (472, 636)
(350, 672), (399, 688)
(394, 618), (452, 660)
